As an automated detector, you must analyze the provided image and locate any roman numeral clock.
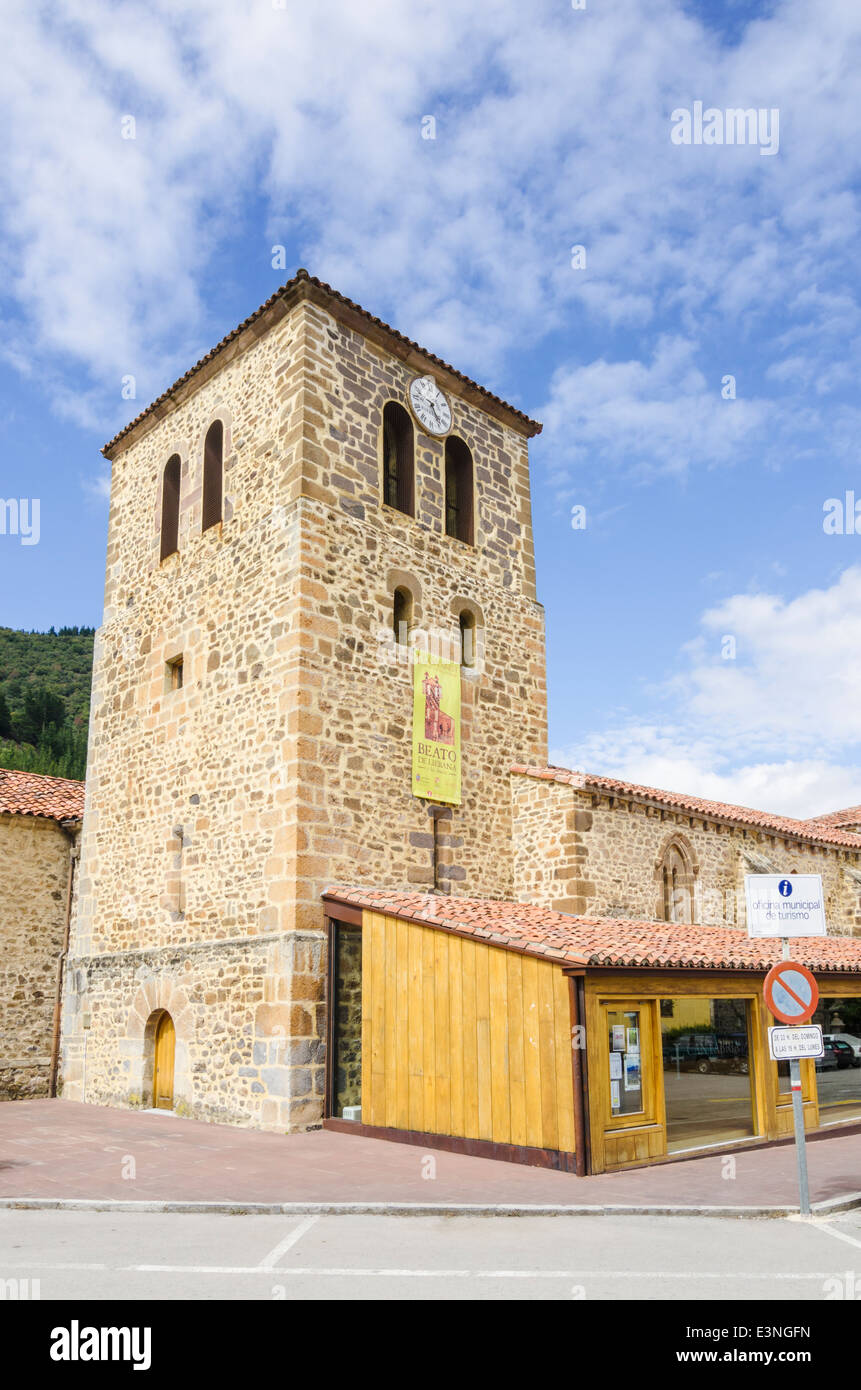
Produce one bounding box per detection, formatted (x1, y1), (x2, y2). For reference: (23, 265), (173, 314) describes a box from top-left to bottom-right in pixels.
(408, 375), (452, 436)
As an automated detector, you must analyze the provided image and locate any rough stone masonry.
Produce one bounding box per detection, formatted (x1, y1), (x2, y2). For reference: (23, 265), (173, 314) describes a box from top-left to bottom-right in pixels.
(60, 272), (547, 1131)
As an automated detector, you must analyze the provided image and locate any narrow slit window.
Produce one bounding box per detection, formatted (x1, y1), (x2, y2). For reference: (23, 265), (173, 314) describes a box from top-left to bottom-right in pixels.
(202, 420), (223, 532)
(166, 656), (184, 691)
(393, 587), (412, 647)
(445, 437), (474, 545)
(160, 454), (181, 561)
(382, 402), (415, 516)
(459, 610), (476, 668)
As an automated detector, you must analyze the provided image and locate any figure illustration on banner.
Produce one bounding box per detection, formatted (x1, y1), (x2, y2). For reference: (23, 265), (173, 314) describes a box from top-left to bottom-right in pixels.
(422, 669), (455, 745)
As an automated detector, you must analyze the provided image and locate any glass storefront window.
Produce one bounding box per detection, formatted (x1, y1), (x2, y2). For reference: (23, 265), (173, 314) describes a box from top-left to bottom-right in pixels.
(660, 997), (756, 1152)
(811, 998), (861, 1124)
(606, 1008), (644, 1118)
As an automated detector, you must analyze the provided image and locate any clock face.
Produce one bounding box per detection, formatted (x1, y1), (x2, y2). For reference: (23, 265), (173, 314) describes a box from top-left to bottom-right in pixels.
(408, 376), (452, 436)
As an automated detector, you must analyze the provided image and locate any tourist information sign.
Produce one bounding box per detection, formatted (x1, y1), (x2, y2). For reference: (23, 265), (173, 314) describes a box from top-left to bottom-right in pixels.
(744, 874), (826, 938)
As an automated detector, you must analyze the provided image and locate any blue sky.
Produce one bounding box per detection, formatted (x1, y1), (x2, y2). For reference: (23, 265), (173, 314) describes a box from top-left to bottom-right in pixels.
(1, 0), (859, 817)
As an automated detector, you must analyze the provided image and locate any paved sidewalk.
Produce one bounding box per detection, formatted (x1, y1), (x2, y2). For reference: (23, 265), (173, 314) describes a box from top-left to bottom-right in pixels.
(1, 1100), (860, 1214)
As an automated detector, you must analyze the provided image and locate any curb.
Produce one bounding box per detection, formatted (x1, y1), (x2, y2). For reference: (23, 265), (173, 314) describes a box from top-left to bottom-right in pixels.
(3, 1194), (861, 1218)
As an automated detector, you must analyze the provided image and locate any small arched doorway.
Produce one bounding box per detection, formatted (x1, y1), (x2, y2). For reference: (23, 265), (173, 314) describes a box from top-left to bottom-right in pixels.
(152, 1011), (176, 1110)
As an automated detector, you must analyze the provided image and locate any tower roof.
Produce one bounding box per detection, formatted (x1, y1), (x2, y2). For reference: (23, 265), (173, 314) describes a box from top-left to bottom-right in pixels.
(103, 269), (542, 458)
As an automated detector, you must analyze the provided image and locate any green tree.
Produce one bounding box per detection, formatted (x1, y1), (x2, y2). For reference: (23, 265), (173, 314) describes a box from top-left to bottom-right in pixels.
(16, 688), (67, 747)
(0, 691), (12, 739)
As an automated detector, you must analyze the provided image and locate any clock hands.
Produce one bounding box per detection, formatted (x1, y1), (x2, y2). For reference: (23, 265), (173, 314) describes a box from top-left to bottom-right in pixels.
(410, 378), (450, 433)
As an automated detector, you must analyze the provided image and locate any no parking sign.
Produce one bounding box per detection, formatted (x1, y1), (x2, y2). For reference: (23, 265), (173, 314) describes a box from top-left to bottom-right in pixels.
(745, 874), (823, 1217)
(763, 960), (819, 1025)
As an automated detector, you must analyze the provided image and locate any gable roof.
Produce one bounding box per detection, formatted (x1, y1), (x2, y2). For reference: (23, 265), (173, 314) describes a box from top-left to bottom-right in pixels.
(0, 768), (85, 824)
(511, 764), (861, 851)
(103, 269), (542, 458)
(807, 805), (861, 828)
(323, 886), (861, 974)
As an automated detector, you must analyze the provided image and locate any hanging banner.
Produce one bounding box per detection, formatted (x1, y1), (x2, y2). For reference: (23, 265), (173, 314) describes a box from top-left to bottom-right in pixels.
(412, 652), (461, 805)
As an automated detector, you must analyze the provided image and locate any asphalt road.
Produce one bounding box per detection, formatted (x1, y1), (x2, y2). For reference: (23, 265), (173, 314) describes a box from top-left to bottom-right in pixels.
(4, 1207), (861, 1300)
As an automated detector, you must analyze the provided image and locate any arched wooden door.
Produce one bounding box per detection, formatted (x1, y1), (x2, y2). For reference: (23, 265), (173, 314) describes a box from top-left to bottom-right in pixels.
(153, 1012), (176, 1110)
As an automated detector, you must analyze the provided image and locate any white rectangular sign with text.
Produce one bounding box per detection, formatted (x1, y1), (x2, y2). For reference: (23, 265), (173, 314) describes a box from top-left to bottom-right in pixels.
(767, 1025), (824, 1061)
(744, 874), (827, 938)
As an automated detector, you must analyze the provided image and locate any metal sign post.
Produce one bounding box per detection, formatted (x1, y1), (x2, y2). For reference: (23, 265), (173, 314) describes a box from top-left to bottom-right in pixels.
(782, 942), (811, 1216)
(747, 875), (824, 1219)
(761, 943), (819, 1217)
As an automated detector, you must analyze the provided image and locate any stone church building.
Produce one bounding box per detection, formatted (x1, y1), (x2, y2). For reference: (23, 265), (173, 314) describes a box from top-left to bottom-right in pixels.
(55, 270), (861, 1172)
(0, 769), (83, 1099)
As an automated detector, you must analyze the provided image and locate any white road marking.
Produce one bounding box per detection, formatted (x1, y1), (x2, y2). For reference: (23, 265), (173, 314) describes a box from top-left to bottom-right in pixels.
(0, 1261), (109, 1271)
(812, 1222), (861, 1252)
(120, 1268), (844, 1279)
(0, 1262), (840, 1280)
(258, 1214), (319, 1268)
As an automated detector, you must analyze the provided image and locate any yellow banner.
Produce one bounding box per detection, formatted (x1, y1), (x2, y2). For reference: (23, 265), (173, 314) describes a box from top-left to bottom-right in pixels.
(412, 653), (461, 805)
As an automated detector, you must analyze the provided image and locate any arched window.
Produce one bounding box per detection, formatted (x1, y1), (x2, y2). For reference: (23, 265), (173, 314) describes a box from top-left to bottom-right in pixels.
(382, 402), (414, 516)
(445, 437), (474, 544)
(459, 609), (476, 668)
(202, 420), (223, 532)
(659, 839), (696, 923)
(393, 587), (412, 647)
(160, 454), (181, 561)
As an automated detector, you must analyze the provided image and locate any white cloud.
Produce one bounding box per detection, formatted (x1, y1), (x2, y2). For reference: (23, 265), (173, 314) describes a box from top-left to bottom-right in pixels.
(551, 723), (861, 822)
(0, 0), (860, 444)
(551, 566), (861, 819)
(538, 335), (773, 486)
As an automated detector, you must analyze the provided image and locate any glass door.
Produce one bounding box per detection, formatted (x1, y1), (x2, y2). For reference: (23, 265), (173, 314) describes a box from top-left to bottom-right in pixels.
(602, 1001), (658, 1129)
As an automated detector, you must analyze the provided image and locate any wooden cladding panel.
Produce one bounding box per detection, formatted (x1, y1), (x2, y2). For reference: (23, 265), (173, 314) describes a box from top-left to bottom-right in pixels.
(604, 1125), (664, 1169)
(361, 911), (575, 1152)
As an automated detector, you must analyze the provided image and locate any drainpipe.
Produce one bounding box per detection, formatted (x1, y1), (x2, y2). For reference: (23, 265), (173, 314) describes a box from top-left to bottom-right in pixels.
(429, 804), (450, 895)
(568, 972), (590, 1177)
(48, 824), (80, 1098)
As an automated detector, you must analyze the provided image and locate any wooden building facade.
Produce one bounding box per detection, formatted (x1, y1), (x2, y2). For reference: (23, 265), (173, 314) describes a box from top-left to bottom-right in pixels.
(322, 887), (861, 1175)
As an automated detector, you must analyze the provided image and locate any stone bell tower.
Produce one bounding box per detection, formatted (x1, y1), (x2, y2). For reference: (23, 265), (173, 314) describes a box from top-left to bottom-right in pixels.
(61, 270), (547, 1132)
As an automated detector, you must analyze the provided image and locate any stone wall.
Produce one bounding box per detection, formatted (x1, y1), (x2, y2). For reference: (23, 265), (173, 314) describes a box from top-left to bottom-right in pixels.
(333, 925), (362, 1116)
(512, 774), (861, 933)
(63, 292), (547, 1131)
(0, 815), (76, 1099)
(284, 301), (547, 930)
(61, 931), (325, 1129)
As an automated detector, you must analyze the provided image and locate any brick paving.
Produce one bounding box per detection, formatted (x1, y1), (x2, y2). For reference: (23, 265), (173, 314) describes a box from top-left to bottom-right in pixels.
(1, 1100), (860, 1210)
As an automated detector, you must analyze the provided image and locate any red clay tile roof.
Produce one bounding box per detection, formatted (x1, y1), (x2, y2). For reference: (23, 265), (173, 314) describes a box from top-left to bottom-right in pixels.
(511, 765), (861, 851)
(807, 805), (861, 828)
(323, 886), (861, 974)
(103, 269), (541, 457)
(0, 767), (85, 823)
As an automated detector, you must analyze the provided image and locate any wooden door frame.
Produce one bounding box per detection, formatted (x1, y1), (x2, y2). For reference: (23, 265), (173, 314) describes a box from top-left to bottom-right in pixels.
(324, 909), (363, 1121)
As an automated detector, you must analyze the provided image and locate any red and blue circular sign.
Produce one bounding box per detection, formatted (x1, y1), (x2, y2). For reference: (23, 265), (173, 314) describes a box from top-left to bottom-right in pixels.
(763, 960), (819, 1025)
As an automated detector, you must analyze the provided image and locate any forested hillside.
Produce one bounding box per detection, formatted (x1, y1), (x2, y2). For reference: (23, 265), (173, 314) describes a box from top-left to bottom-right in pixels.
(0, 626), (94, 781)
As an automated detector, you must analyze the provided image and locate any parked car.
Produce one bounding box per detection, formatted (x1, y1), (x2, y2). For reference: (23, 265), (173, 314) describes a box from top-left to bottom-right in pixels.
(824, 1033), (861, 1061)
(815, 1044), (841, 1072)
(663, 1032), (749, 1074)
(825, 1038), (860, 1069)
